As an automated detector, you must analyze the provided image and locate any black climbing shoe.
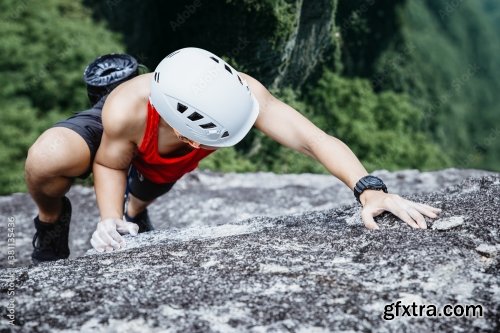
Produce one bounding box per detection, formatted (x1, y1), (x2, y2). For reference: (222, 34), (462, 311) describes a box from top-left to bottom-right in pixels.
(31, 196), (72, 264)
(124, 208), (154, 233)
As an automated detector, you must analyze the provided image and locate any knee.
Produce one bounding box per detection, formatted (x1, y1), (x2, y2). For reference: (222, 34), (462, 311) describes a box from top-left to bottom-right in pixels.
(25, 144), (50, 186)
(25, 143), (75, 198)
(25, 128), (75, 180)
(25, 136), (65, 184)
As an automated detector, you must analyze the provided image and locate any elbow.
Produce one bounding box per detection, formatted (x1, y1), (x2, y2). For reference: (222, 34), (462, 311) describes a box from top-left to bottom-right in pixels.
(303, 130), (330, 157)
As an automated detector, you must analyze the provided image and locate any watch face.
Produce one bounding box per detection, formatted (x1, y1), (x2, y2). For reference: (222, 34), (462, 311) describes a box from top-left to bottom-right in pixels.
(364, 176), (382, 186)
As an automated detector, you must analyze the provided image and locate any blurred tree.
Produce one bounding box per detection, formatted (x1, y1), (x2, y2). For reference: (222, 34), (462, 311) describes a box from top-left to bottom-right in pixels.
(337, 0), (500, 171)
(84, 0), (300, 87)
(0, 0), (124, 112)
(335, 0), (406, 78)
(1, 0), (499, 195)
(0, 0), (124, 194)
(305, 70), (449, 171)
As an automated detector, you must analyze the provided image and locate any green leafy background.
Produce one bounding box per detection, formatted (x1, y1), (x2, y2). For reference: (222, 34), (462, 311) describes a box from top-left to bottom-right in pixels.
(1, 0), (498, 194)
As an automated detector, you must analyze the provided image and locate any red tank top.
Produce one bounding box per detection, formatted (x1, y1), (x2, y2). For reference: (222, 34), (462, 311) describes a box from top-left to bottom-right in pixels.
(132, 101), (215, 183)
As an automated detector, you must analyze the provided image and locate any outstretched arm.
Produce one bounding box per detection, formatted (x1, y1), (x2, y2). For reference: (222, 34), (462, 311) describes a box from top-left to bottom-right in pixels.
(241, 73), (441, 229)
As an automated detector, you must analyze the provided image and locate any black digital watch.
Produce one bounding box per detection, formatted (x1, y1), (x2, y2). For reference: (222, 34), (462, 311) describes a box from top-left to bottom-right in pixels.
(353, 175), (388, 203)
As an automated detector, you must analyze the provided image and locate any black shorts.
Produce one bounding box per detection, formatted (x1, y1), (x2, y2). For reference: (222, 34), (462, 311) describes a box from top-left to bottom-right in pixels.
(51, 96), (175, 201)
(126, 166), (176, 202)
(52, 98), (106, 178)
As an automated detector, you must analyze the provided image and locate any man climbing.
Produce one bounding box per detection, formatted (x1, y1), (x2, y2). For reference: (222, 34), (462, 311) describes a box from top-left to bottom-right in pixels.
(25, 48), (441, 260)
(26, 53), (145, 262)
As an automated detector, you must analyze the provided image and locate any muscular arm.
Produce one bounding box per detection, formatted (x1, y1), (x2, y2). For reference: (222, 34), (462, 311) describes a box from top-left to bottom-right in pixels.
(93, 96), (138, 220)
(242, 73), (368, 192)
(242, 73), (441, 229)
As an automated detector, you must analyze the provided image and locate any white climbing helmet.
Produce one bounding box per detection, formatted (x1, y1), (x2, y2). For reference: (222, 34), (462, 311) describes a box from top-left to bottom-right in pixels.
(150, 47), (260, 147)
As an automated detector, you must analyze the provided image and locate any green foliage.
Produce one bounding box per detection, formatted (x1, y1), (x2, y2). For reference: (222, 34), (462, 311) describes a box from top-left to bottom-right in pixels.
(0, 0), (124, 194)
(199, 148), (257, 173)
(0, 98), (65, 194)
(306, 70), (449, 171)
(84, 0), (302, 87)
(201, 72), (449, 175)
(1, 0), (499, 195)
(224, 0), (298, 47)
(0, 0), (124, 112)
(247, 130), (327, 174)
(336, 0), (500, 171)
(336, 0), (406, 77)
(372, 0), (500, 170)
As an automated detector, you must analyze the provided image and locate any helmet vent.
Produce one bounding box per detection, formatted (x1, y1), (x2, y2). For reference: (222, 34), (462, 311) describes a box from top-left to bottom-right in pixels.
(177, 103), (188, 113)
(210, 56), (219, 63)
(200, 122), (216, 129)
(237, 75), (243, 85)
(224, 64), (232, 74)
(154, 72), (160, 83)
(221, 131), (229, 138)
(188, 112), (204, 121)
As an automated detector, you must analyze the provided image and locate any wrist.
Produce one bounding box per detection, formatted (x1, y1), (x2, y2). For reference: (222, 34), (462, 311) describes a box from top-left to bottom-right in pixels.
(359, 189), (379, 206)
(100, 216), (122, 222)
(353, 175), (388, 204)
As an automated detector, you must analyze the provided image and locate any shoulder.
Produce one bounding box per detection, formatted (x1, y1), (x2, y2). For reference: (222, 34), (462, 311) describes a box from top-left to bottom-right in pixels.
(239, 72), (273, 103)
(239, 72), (278, 128)
(101, 73), (153, 143)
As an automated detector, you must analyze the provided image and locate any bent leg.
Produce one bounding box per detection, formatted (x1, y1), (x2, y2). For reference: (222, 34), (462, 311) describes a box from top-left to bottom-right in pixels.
(25, 127), (92, 222)
(126, 194), (153, 218)
(124, 167), (176, 232)
(125, 167), (176, 218)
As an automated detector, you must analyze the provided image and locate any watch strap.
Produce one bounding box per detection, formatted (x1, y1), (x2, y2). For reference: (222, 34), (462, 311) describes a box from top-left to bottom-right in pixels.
(353, 176), (388, 203)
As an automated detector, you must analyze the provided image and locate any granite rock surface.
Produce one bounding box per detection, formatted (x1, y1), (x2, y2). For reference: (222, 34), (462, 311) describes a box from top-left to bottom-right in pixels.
(0, 169), (499, 332)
